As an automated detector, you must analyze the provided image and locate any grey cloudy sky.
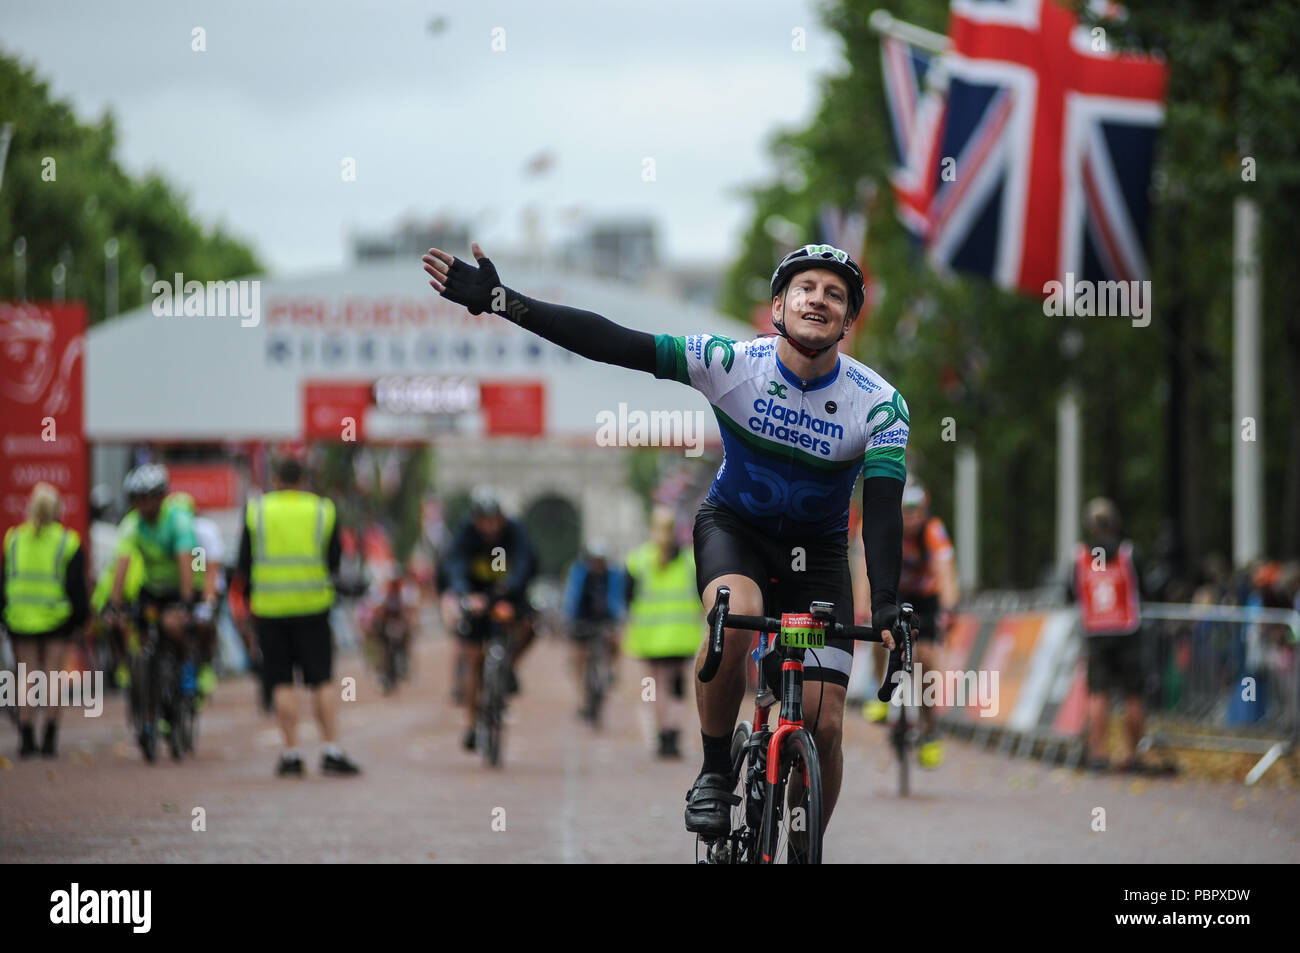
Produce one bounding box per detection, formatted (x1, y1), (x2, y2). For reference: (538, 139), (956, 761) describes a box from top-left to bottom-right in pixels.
(3, 0), (848, 277)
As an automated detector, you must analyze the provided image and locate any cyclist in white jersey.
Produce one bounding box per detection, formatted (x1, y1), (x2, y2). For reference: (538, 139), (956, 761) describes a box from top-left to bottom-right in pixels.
(423, 241), (908, 840)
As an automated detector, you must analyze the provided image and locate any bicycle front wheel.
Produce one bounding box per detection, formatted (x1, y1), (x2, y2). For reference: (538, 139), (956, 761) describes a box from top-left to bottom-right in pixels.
(759, 728), (823, 864)
(480, 649), (506, 767)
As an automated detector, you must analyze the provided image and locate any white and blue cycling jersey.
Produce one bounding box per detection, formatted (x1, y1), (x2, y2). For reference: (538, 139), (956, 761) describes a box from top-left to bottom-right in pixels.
(653, 333), (909, 540)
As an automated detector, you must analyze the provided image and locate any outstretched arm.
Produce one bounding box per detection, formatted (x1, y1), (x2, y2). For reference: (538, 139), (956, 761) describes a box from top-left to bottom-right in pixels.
(862, 475), (904, 649)
(423, 243), (657, 373)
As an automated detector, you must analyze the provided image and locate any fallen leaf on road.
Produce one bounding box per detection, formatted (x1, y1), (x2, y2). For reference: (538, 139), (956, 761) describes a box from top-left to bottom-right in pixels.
(1232, 796), (1246, 811)
(1127, 780), (1146, 795)
(0, 756), (11, 770)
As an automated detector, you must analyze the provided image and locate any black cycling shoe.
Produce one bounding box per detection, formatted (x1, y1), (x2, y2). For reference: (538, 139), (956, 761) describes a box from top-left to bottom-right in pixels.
(276, 754), (304, 777)
(41, 723), (58, 758)
(462, 728), (477, 752)
(321, 751), (361, 776)
(506, 669), (520, 696)
(684, 771), (740, 837)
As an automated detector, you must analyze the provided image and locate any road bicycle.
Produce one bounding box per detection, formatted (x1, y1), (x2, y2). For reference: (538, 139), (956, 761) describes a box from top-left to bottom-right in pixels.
(696, 586), (914, 864)
(575, 620), (617, 728)
(125, 603), (199, 763)
(458, 598), (515, 768)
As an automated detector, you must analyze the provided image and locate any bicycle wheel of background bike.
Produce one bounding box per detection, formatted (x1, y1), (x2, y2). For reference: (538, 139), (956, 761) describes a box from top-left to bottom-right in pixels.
(480, 662), (504, 768)
(129, 651), (157, 762)
(760, 728), (823, 863)
(892, 709), (910, 797)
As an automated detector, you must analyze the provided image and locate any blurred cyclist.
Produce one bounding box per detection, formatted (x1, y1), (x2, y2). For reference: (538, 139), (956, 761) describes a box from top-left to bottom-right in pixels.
(864, 479), (958, 768)
(1, 483), (90, 757)
(562, 541), (627, 721)
(440, 488), (538, 752)
(366, 569), (418, 691)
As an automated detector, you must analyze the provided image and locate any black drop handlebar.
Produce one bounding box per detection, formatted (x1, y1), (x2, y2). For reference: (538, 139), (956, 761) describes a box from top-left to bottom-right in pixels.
(699, 586), (916, 703)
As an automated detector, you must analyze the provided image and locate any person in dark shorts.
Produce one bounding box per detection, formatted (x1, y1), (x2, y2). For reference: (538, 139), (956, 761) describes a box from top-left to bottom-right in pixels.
(1070, 498), (1148, 773)
(235, 456), (360, 777)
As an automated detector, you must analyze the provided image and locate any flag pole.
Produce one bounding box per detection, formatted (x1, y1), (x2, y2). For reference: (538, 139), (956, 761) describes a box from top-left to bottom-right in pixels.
(868, 10), (949, 54)
(1233, 196), (1263, 567)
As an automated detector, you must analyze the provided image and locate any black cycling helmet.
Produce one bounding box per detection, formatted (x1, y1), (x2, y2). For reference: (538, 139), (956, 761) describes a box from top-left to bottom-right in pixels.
(771, 243), (866, 320)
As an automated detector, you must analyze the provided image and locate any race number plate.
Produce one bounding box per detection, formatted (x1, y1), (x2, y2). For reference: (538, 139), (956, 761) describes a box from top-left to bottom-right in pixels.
(780, 613), (826, 649)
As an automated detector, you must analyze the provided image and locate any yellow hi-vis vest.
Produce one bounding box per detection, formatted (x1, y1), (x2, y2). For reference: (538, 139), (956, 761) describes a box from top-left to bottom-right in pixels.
(3, 521), (80, 635)
(623, 542), (701, 659)
(246, 490), (336, 619)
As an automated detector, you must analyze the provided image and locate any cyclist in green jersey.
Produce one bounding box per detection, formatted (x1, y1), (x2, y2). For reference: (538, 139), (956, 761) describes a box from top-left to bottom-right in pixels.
(108, 465), (197, 643)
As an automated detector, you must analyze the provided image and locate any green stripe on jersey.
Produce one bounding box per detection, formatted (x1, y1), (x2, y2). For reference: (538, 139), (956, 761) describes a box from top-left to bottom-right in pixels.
(863, 446), (906, 481)
(653, 334), (690, 385)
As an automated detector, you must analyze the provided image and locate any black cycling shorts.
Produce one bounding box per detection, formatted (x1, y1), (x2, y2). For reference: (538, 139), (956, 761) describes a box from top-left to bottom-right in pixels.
(1085, 633), (1143, 696)
(255, 611), (333, 689)
(693, 501), (854, 688)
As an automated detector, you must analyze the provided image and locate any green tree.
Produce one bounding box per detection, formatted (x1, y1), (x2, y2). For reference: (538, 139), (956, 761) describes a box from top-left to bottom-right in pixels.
(0, 52), (262, 323)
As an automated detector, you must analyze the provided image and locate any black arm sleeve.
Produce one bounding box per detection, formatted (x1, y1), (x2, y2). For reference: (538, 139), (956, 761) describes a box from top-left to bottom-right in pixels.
(65, 547), (90, 628)
(501, 289), (658, 373)
(861, 476), (904, 617)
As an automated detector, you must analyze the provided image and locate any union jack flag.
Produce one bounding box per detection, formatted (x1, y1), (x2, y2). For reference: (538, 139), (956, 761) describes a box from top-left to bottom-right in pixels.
(881, 0), (1168, 294)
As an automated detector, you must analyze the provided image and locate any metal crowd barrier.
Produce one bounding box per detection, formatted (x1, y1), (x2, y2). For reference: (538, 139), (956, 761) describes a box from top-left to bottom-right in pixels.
(1140, 603), (1299, 784)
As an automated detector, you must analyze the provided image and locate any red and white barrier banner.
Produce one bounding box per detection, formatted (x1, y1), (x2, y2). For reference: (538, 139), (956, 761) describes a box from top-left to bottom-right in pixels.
(0, 301), (88, 542)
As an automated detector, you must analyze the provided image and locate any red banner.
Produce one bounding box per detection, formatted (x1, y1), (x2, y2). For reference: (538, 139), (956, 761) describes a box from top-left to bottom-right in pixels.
(0, 301), (88, 542)
(167, 462), (241, 510)
(303, 380), (373, 441)
(479, 380), (545, 437)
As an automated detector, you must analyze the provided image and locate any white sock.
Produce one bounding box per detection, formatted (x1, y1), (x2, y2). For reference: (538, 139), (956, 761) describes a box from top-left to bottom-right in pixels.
(282, 748), (300, 761)
(322, 743), (342, 758)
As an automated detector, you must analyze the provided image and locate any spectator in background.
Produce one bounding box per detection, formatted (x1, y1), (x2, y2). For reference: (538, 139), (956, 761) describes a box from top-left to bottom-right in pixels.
(0, 483), (89, 757)
(235, 456), (360, 777)
(1071, 498), (1149, 773)
(623, 507), (700, 759)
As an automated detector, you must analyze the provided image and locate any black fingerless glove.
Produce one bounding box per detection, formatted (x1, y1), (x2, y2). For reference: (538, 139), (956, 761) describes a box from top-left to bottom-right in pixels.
(872, 604), (899, 643)
(438, 252), (506, 317)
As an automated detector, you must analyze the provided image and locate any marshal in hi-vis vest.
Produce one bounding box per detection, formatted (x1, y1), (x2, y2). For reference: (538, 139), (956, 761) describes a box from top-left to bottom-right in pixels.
(3, 521), (80, 635)
(246, 490), (336, 619)
(1074, 541), (1140, 636)
(623, 542), (701, 659)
